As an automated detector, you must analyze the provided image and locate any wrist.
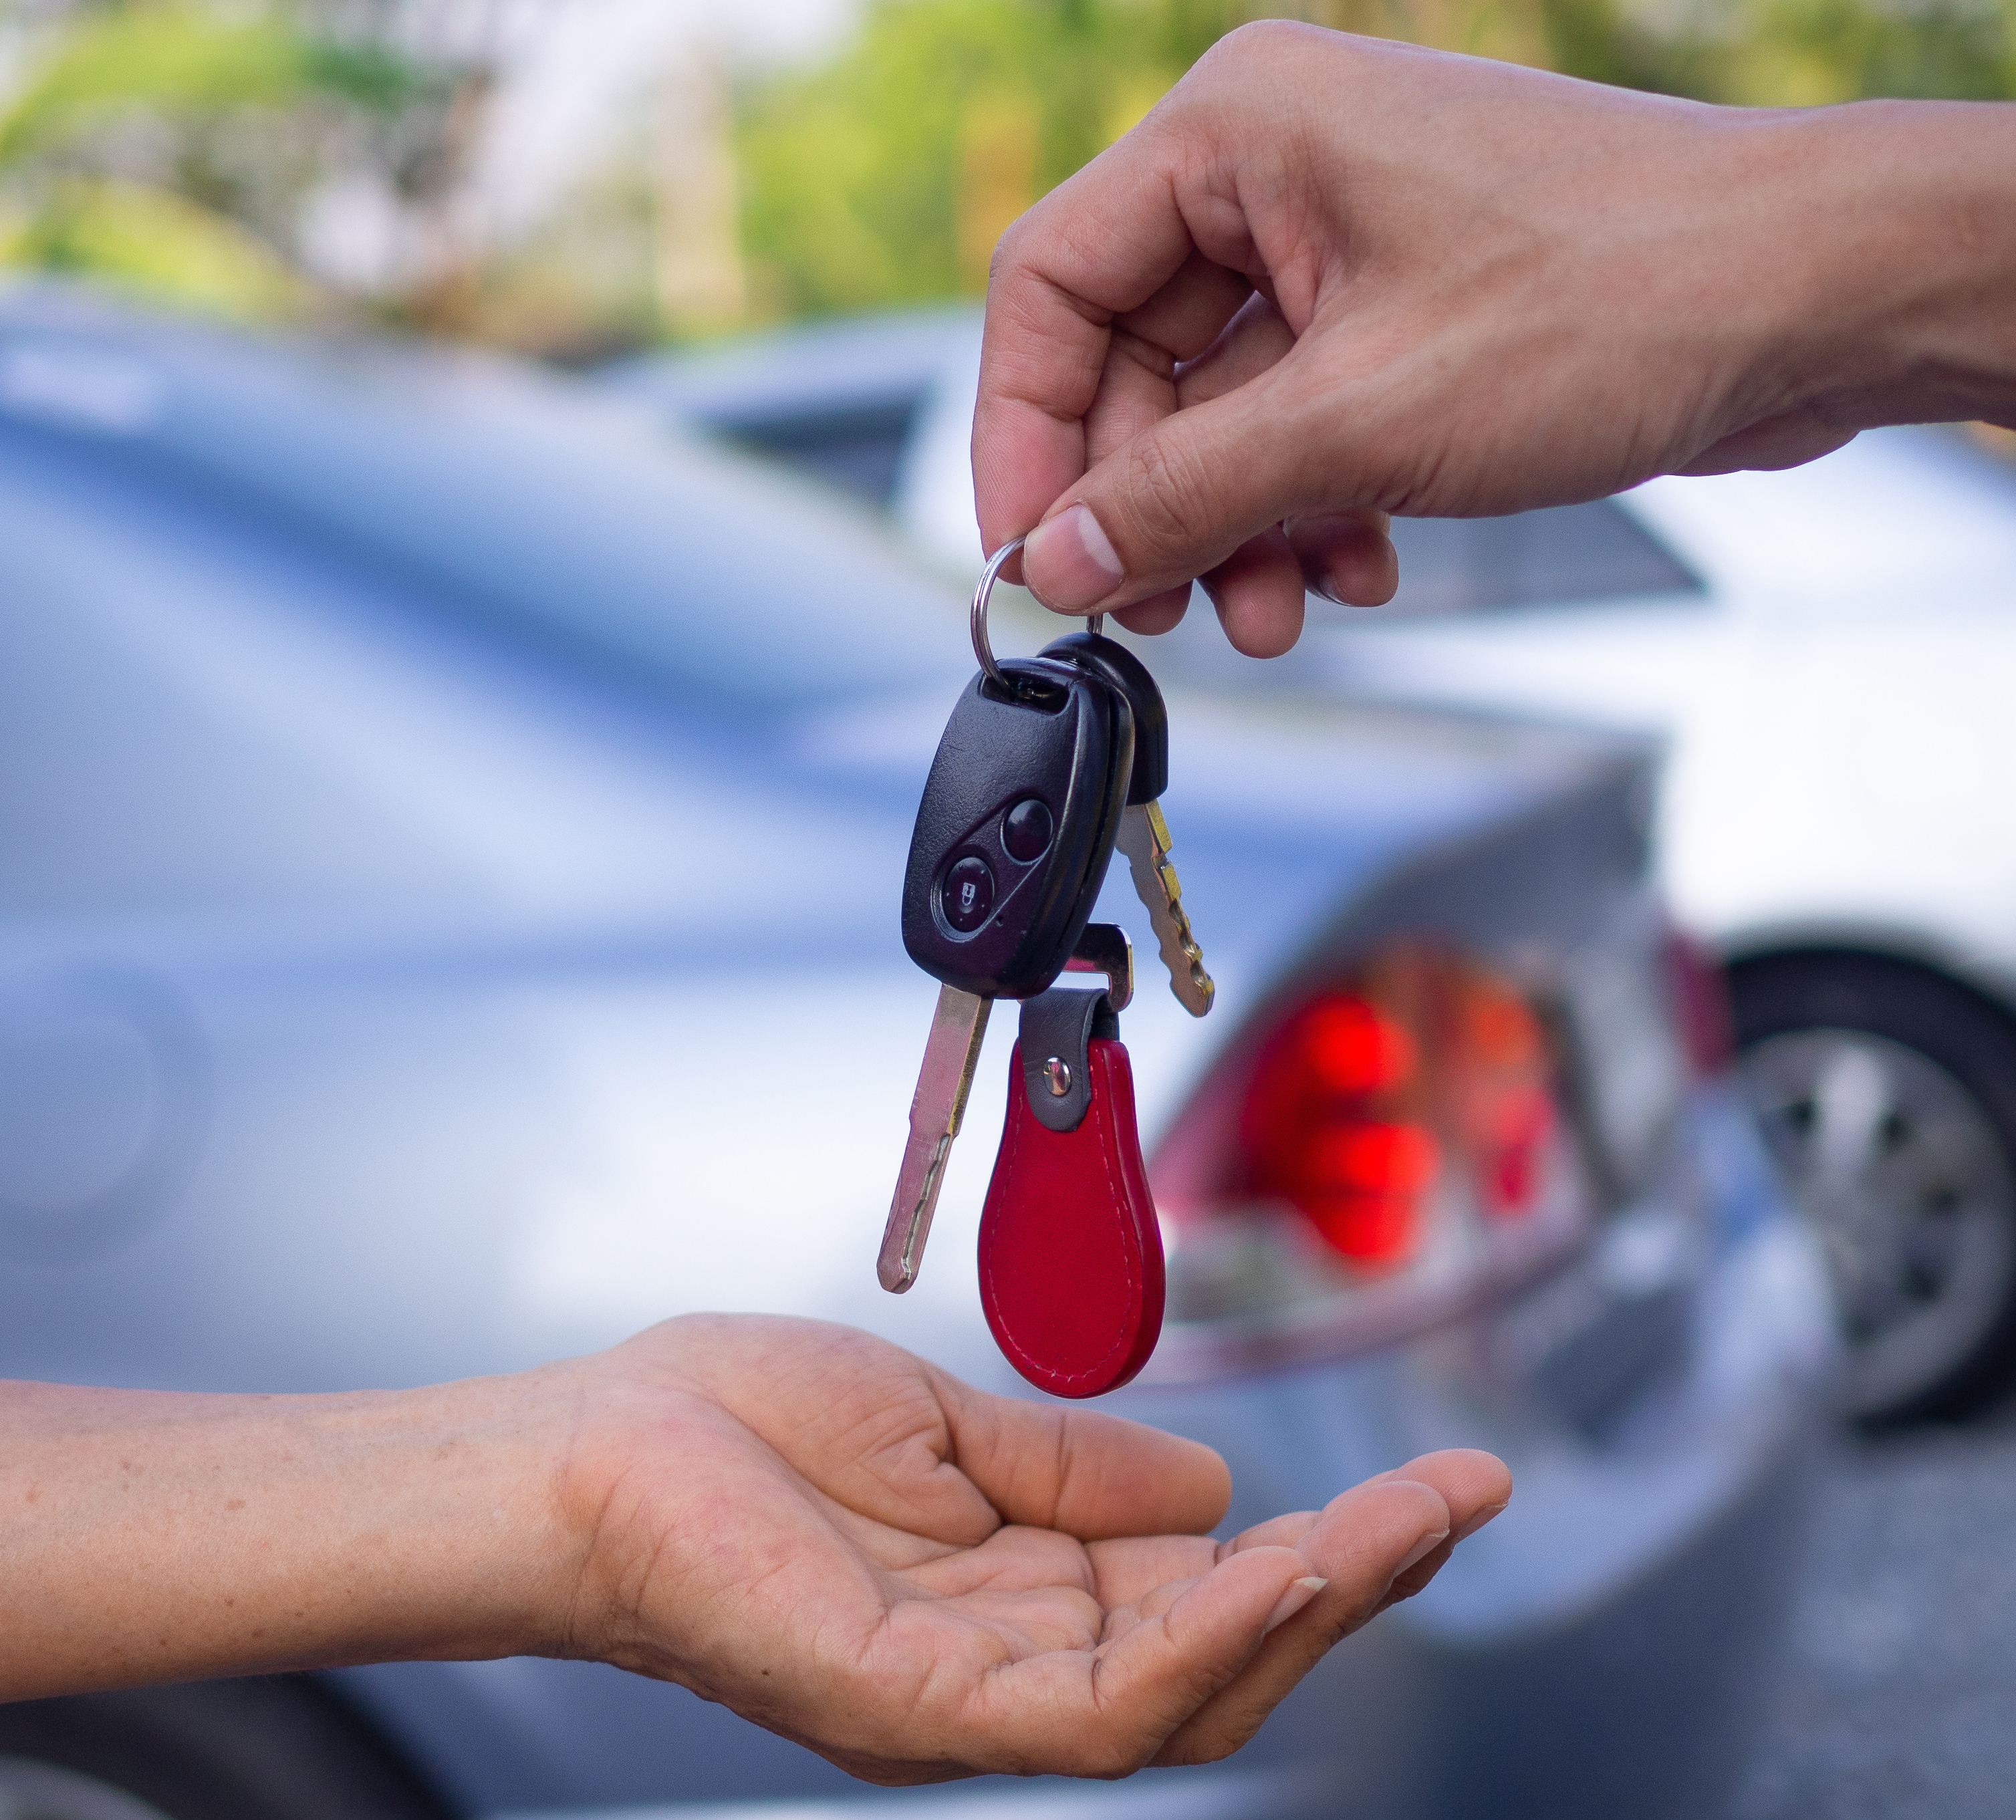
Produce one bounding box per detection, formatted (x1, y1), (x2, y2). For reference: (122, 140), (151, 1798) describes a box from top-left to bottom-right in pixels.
(340, 1363), (596, 1666)
(1744, 101), (2016, 432)
(0, 1367), (590, 1698)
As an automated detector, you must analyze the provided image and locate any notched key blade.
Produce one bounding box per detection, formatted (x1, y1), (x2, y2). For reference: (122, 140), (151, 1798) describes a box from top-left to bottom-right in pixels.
(880, 986), (992, 1292)
(1118, 801), (1215, 1017)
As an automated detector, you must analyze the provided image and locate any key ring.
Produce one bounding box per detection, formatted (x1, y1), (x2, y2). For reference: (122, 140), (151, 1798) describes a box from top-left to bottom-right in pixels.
(972, 536), (1104, 689)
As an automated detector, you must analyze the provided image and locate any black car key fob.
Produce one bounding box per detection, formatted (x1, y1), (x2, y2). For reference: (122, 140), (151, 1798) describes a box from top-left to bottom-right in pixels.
(1040, 630), (1166, 805)
(900, 656), (1134, 1001)
(1042, 628), (1214, 1015)
(882, 541), (1136, 1300)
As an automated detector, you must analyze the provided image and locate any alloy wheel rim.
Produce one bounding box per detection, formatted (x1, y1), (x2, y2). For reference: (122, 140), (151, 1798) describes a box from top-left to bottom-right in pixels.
(1741, 1028), (2016, 1416)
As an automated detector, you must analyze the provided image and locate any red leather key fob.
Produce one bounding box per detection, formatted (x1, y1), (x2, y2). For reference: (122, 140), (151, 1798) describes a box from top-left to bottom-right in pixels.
(979, 989), (1164, 1398)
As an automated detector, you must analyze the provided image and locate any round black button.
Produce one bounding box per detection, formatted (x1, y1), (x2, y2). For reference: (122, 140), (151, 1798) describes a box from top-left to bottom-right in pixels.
(940, 855), (995, 932)
(1001, 797), (1053, 864)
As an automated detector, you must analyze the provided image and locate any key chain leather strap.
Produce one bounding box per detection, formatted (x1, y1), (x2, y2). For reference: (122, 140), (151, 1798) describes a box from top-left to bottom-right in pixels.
(979, 987), (1165, 1398)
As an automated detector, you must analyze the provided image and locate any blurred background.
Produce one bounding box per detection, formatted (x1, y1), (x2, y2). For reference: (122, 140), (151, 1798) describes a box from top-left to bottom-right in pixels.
(3, 0), (2013, 362)
(7, 5), (2016, 1818)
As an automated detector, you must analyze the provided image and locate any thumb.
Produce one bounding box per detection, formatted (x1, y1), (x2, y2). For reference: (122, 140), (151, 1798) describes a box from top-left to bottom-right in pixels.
(1020, 368), (1323, 614)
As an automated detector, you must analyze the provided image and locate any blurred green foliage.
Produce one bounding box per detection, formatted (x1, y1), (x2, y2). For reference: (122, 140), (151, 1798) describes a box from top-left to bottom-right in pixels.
(0, 2), (439, 321)
(734, 0), (2016, 322)
(735, 0), (1225, 319)
(1537, 0), (2015, 104)
(3, 0), (2008, 346)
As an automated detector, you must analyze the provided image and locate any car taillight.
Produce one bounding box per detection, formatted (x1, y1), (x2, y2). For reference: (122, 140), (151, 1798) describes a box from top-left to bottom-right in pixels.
(1237, 992), (1437, 1267)
(1231, 949), (1565, 1269)
(1149, 942), (1592, 1348)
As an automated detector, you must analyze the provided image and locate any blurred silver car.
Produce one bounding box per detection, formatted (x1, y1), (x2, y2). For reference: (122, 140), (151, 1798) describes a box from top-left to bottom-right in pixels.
(0, 285), (1830, 1820)
(617, 308), (2016, 1426)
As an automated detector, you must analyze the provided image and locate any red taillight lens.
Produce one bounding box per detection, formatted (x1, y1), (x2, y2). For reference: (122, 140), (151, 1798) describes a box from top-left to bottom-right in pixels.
(1451, 976), (1556, 1220)
(1212, 947), (1566, 1270)
(1301, 997), (1418, 1094)
(1301, 1123), (1442, 1263)
(1239, 992), (1437, 1270)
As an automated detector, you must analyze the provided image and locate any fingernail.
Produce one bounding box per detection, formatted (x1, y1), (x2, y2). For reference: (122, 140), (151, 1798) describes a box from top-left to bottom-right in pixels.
(1309, 571), (1379, 612)
(1396, 1527), (1451, 1575)
(1024, 504), (1124, 612)
(1455, 1500), (1509, 1543)
(1263, 1575), (1328, 1634)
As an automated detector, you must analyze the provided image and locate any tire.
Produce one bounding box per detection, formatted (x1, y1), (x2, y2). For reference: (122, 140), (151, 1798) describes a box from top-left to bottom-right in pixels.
(0, 1677), (454, 1820)
(1729, 950), (2016, 1424)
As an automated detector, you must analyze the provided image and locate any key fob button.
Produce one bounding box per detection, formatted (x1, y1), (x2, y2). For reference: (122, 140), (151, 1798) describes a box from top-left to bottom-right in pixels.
(940, 854), (996, 932)
(1001, 797), (1053, 864)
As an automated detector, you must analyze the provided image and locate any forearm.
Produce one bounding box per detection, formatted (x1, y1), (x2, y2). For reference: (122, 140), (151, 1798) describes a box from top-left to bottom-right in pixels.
(0, 1370), (584, 1700)
(1789, 100), (2016, 433)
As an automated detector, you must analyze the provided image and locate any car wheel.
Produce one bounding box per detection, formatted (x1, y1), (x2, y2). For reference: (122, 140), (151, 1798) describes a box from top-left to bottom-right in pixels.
(1730, 952), (2016, 1423)
(0, 1678), (451, 1820)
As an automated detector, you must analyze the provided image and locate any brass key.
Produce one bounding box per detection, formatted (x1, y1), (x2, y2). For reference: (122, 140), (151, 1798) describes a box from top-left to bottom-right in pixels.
(1116, 799), (1214, 1017)
(1044, 631), (1215, 1018)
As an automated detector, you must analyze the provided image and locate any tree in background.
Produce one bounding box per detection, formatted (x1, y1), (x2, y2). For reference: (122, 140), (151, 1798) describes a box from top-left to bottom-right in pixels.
(1, 0), (2008, 348)
(0, 1), (481, 325)
(735, 0), (1221, 321)
(733, 0), (2015, 326)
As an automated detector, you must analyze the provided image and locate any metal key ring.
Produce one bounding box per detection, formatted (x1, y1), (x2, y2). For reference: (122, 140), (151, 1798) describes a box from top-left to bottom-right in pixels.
(972, 536), (1104, 688)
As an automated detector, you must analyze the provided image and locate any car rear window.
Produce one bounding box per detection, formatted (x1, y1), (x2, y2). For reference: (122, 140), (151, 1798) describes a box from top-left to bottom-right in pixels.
(1379, 499), (1702, 616)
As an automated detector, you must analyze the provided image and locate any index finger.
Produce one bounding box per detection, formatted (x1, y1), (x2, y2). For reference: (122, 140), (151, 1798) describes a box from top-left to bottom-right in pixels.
(933, 1366), (1232, 1542)
(973, 125), (1201, 565)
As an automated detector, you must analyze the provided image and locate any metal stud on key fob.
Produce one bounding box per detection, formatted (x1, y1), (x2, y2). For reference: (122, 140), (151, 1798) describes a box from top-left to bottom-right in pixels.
(880, 543), (1134, 1292)
(1042, 630), (1215, 1017)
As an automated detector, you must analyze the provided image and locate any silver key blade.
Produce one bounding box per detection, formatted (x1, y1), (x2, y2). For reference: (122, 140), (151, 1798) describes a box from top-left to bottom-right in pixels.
(879, 985), (992, 1293)
(1117, 800), (1215, 1017)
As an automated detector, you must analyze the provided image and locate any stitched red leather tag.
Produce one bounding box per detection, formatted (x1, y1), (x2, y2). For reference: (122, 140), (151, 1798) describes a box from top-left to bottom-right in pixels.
(979, 1037), (1165, 1398)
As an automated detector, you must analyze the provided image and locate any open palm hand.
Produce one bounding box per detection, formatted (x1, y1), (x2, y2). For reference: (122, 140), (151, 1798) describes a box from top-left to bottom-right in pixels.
(557, 1315), (1509, 1784)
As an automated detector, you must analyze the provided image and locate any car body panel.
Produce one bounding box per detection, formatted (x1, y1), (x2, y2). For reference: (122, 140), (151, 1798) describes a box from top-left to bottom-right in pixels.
(1, 286), (1832, 1820)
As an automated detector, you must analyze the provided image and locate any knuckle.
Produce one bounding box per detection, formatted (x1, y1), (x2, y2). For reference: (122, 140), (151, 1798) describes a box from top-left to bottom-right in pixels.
(987, 211), (1032, 284)
(1204, 17), (1315, 74)
(1120, 431), (1217, 560)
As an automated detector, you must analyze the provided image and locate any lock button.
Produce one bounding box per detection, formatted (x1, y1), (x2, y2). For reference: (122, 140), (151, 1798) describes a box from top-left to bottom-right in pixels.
(940, 855), (996, 932)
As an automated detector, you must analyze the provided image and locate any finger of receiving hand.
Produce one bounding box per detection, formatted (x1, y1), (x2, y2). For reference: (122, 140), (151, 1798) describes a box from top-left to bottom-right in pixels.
(1083, 1531), (1227, 1610)
(1286, 511), (1400, 608)
(1200, 526), (1307, 657)
(1355, 1448), (1511, 1607)
(1154, 1453), (1513, 1766)
(1358, 1450), (1514, 1537)
(1150, 1476), (1455, 1767)
(966, 1543), (1319, 1777)
(1086, 1545), (1321, 1746)
(1217, 1508), (1321, 1555)
(934, 1369), (1231, 1541)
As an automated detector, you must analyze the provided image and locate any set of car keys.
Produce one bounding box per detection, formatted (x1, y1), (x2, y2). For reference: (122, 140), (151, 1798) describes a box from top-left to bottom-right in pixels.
(879, 537), (1214, 1398)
